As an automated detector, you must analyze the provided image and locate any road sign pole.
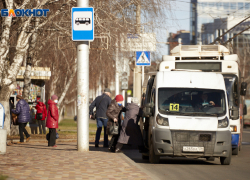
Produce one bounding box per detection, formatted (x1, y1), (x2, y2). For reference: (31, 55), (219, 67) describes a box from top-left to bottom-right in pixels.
(77, 0), (89, 152)
(142, 66), (144, 87)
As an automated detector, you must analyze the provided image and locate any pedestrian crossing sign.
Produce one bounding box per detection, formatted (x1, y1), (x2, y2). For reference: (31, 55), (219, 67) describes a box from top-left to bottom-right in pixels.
(136, 51), (150, 66)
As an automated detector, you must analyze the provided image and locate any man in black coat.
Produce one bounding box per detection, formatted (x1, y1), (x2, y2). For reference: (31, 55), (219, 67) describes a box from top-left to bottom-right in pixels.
(89, 88), (112, 147)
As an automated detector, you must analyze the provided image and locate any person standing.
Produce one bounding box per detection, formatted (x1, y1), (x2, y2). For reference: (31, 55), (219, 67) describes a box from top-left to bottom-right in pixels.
(46, 95), (59, 147)
(11, 95), (31, 143)
(35, 99), (47, 134)
(89, 88), (112, 148)
(115, 97), (146, 153)
(106, 94), (125, 152)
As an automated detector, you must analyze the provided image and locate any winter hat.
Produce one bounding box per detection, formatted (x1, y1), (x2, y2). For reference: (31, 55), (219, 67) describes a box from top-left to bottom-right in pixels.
(115, 94), (123, 102)
(104, 88), (111, 93)
(51, 95), (58, 101)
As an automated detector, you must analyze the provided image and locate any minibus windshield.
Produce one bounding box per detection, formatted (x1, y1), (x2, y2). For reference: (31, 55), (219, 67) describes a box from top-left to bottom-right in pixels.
(158, 88), (226, 117)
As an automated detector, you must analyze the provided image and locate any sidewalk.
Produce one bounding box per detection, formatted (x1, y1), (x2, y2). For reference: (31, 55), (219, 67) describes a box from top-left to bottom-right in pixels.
(0, 142), (151, 180)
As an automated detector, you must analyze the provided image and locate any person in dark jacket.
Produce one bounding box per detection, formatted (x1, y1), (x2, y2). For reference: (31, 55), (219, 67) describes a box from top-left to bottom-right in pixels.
(11, 95), (31, 143)
(89, 88), (112, 147)
(35, 99), (47, 134)
(46, 95), (59, 147)
(115, 97), (145, 153)
(106, 94), (125, 152)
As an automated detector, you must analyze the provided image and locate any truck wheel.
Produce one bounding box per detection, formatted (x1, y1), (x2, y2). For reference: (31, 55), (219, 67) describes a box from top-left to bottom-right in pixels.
(149, 139), (160, 164)
(220, 149), (231, 165)
(232, 147), (239, 155)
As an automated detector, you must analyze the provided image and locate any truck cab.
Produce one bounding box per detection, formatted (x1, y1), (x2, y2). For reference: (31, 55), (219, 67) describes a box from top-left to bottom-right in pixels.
(142, 70), (232, 165)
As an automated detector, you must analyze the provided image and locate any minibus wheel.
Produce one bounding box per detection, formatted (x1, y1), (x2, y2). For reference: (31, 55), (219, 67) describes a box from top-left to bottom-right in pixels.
(149, 139), (160, 164)
(76, 22), (80, 25)
(220, 148), (231, 165)
(86, 22), (89, 25)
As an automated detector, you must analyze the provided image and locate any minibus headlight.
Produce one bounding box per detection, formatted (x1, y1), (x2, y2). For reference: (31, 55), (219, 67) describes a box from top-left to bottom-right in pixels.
(218, 117), (229, 128)
(156, 114), (169, 126)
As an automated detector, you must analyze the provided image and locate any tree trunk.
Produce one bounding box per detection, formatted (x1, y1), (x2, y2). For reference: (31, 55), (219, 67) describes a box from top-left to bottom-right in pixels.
(23, 62), (32, 102)
(58, 104), (64, 123)
(57, 63), (77, 107)
(23, 17), (40, 102)
(0, 85), (15, 135)
(0, 0), (13, 80)
(57, 61), (77, 122)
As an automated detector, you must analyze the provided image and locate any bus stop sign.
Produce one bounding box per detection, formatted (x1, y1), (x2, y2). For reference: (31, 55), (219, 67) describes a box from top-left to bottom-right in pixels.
(72, 7), (94, 41)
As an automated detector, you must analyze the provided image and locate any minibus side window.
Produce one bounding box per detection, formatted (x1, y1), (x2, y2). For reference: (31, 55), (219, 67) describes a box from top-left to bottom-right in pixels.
(145, 77), (155, 104)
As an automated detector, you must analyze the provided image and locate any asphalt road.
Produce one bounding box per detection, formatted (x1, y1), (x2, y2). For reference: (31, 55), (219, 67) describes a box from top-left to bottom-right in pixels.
(123, 128), (250, 180)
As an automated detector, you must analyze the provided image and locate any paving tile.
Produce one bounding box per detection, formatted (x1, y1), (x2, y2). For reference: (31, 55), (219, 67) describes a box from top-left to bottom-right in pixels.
(0, 142), (150, 179)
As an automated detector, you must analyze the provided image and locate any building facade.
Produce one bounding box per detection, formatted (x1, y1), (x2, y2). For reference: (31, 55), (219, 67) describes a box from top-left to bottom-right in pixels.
(190, 0), (250, 45)
(168, 30), (190, 54)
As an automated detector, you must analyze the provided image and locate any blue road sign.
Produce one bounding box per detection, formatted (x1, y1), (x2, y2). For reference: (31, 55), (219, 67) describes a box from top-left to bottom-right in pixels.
(72, 7), (94, 41)
(136, 51), (151, 66)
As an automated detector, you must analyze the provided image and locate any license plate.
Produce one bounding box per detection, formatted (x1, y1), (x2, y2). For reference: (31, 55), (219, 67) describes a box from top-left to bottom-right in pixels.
(183, 146), (204, 152)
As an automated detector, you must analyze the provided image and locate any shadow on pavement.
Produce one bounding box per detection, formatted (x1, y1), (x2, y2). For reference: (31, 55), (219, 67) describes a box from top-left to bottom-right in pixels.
(122, 149), (218, 165)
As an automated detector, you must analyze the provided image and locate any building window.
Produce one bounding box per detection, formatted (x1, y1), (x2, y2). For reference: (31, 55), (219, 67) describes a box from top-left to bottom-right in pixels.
(202, 2), (207, 9)
(230, 2), (236, 10)
(209, 2), (214, 8)
(238, 2), (244, 10)
(223, 2), (229, 10)
(245, 3), (250, 10)
(217, 2), (222, 10)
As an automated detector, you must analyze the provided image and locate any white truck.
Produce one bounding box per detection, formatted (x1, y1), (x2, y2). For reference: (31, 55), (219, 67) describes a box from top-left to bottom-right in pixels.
(142, 70), (232, 165)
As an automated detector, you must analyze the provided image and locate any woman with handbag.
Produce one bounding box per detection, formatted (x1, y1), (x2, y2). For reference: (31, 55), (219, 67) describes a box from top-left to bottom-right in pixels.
(35, 99), (47, 134)
(46, 95), (59, 147)
(106, 94), (126, 152)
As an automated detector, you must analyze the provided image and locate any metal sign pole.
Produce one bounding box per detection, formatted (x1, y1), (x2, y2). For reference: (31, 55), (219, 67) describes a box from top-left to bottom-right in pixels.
(142, 66), (144, 87)
(77, 0), (89, 152)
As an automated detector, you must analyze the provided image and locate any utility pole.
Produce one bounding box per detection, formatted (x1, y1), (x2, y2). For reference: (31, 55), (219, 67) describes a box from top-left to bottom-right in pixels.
(77, 0), (89, 152)
(134, 0), (142, 103)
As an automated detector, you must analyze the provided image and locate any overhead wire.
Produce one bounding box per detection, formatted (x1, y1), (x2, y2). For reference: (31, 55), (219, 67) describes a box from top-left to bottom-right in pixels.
(199, 2), (250, 43)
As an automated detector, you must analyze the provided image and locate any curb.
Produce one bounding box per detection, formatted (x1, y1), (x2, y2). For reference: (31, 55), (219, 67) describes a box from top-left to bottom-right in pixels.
(7, 138), (104, 144)
(120, 153), (161, 180)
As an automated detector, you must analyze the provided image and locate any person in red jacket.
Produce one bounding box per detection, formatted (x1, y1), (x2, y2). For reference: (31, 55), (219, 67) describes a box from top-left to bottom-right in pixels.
(46, 95), (59, 147)
(35, 99), (47, 134)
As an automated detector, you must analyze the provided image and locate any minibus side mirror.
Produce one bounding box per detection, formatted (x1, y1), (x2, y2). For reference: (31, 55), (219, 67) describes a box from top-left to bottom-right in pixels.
(230, 106), (239, 120)
(143, 103), (153, 117)
(240, 82), (247, 96)
(243, 104), (247, 116)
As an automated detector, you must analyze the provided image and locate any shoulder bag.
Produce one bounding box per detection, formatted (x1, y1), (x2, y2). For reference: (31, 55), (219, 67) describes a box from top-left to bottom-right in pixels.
(37, 105), (44, 120)
(109, 122), (119, 135)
